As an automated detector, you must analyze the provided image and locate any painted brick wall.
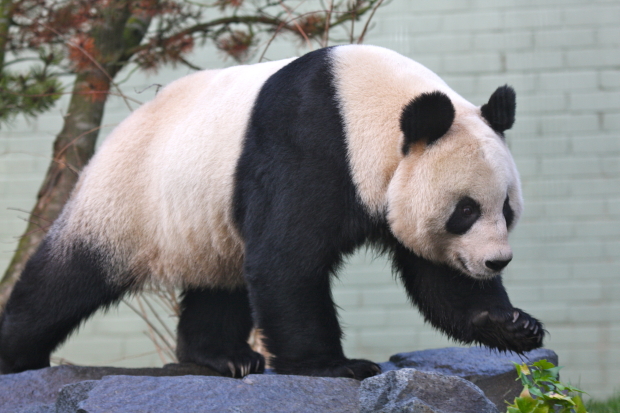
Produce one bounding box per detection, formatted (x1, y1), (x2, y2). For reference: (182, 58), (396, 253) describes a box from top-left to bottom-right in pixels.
(0, 0), (618, 399)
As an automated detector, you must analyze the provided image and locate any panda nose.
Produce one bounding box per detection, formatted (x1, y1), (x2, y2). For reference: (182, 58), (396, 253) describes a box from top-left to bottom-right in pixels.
(485, 258), (512, 271)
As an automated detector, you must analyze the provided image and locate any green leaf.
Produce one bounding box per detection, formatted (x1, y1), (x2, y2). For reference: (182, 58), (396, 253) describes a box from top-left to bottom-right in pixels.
(545, 366), (562, 379)
(529, 387), (544, 398)
(520, 387), (533, 399)
(564, 383), (587, 394)
(520, 364), (532, 375)
(516, 396), (537, 412)
(572, 395), (587, 413)
(532, 405), (550, 413)
(532, 360), (556, 370)
(509, 360), (589, 413)
(545, 392), (575, 404)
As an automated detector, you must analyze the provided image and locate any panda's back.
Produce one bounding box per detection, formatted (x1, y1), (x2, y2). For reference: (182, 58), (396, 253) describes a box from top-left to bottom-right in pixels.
(50, 44), (479, 290)
(54, 58), (295, 288)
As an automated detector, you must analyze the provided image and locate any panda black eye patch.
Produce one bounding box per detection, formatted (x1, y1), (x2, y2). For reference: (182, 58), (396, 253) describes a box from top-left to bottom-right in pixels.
(446, 196), (481, 235)
(503, 195), (514, 228)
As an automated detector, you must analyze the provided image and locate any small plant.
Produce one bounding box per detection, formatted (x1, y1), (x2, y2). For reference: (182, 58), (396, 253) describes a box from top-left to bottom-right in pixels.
(507, 359), (588, 413)
(586, 391), (620, 413)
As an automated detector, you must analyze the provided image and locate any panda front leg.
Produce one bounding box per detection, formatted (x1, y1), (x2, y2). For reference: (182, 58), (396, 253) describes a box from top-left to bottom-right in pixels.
(393, 245), (545, 353)
(176, 286), (265, 377)
(243, 249), (381, 380)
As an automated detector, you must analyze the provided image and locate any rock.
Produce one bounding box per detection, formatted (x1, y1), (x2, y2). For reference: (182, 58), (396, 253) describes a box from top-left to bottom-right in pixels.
(359, 368), (499, 413)
(0, 347), (558, 413)
(385, 347), (558, 409)
(15, 406), (55, 413)
(72, 374), (360, 413)
(0, 363), (219, 413)
(55, 381), (97, 413)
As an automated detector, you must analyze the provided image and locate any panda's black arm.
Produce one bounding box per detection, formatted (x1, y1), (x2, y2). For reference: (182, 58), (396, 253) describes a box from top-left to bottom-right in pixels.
(392, 244), (545, 353)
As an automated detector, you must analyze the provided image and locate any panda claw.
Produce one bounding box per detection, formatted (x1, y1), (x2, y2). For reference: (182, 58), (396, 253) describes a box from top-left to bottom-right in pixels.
(472, 307), (545, 353)
(228, 361), (236, 378)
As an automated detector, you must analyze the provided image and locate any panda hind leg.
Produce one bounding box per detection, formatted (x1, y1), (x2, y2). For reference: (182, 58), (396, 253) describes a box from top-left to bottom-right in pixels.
(176, 286), (265, 378)
(0, 238), (129, 374)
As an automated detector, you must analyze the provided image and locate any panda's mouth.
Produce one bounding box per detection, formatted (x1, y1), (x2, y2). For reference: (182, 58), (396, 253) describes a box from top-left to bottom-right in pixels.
(456, 255), (471, 275)
(456, 255), (492, 279)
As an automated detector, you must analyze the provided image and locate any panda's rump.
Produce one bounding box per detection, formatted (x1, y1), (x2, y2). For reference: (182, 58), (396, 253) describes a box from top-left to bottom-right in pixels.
(57, 59), (295, 289)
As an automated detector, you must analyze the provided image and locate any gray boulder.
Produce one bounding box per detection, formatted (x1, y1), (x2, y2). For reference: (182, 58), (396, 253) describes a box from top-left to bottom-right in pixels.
(0, 363), (218, 413)
(55, 381), (98, 413)
(382, 347), (558, 409)
(60, 374), (360, 413)
(359, 368), (500, 413)
(0, 347), (557, 413)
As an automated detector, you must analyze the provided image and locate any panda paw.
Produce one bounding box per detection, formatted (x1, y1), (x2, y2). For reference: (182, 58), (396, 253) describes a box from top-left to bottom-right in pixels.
(471, 307), (545, 353)
(274, 358), (381, 380)
(186, 349), (265, 378)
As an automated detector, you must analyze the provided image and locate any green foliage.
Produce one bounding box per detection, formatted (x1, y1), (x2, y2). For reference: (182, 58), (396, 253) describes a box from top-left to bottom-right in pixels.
(0, 50), (63, 126)
(586, 392), (620, 413)
(506, 360), (588, 413)
(0, 71), (62, 125)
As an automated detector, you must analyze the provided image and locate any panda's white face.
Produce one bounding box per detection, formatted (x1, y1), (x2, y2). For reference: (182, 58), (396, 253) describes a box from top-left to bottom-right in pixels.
(387, 111), (522, 280)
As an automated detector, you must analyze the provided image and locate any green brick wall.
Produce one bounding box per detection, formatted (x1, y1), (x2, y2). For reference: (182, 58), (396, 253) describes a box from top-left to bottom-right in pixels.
(0, 0), (618, 399)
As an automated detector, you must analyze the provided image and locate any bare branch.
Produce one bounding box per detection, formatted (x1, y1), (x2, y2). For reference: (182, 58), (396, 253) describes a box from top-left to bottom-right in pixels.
(178, 56), (203, 71)
(126, 15), (294, 57)
(142, 295), (177, 342)
(357, 0), (385, 44)
(278, 6), (315, 49)
(322, 0), (334, 48)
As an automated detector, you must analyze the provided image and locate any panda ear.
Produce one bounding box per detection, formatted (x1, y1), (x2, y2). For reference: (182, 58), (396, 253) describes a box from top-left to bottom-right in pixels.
(400, 91), (455, 155)
(480, 85), (516, 134)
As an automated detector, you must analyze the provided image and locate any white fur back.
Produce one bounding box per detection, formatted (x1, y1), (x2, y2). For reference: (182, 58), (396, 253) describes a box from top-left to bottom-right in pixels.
(54, 58), (295, 288)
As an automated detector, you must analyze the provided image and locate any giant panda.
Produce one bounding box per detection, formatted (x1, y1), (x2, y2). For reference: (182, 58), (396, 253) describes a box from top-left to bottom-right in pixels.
(0, 45), (544, 379)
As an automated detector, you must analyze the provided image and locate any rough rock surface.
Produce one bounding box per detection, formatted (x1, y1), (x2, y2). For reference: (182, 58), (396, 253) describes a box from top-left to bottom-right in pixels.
(0, 347), (557, 413)
(60, 374), (360, 413)
(359, 368), (500, 413)
(0, 363), (218, 413)
(55, 381), (98, 413)
(383, 347), (558, 408)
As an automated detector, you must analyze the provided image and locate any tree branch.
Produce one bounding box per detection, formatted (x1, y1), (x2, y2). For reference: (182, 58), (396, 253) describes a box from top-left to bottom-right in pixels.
(125, 14), (293, 57)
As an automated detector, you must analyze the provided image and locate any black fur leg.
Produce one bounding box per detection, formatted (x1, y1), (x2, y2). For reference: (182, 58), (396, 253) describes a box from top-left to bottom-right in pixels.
(275, 358), (381, 380)
(176, 287), (264, 378)
(0, 239), (127, 374)
(243, 247), (380, 380)
(246, 270), (381, 380)
(233, 48), (382, 380)
(393, 244), (545, 353)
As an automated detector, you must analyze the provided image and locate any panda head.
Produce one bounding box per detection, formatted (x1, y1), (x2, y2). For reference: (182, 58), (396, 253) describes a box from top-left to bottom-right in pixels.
(387, 86), (522, 280)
